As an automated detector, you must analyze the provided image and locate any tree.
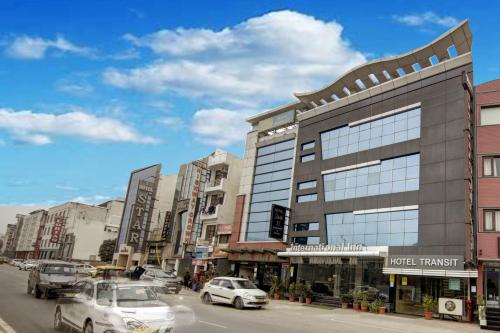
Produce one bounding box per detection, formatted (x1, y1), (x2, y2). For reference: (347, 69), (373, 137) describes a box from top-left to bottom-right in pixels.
(99, 239), (116, 263)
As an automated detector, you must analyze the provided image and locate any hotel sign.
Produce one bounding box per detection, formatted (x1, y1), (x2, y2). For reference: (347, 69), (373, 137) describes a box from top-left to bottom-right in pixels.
(386, 255), (464, 271)
(127, 180), (156, 252)
(269, 204), (287, 240)
(50, 217), (66, 244)
(183, 165), (202, 245)
(287, 243), (365, 252)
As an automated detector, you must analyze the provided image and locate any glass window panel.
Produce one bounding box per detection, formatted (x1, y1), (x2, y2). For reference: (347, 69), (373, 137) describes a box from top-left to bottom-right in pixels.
(404, 233), (418, 246)
(248, 212), (269, 222)
(365, 235), (377, 246)
(297, 193), (317, 203)
(247, 222), (269, 233)
(390, 233), (404, 246)
(405, 219), (418, 233)
(390, 220), (404, 234)
(302, 141), (315, 150)
(301, 154), (315, 163)
(377, 233), (390, 246)
(494, 158), (500, 176)
(298, 180), (317, 190)
(378, 221), (390, 234)
(486, 211), (495, 230)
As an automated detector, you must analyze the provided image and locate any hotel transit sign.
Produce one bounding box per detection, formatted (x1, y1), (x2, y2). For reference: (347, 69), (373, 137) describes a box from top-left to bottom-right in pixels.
(386, 255), (464, 271)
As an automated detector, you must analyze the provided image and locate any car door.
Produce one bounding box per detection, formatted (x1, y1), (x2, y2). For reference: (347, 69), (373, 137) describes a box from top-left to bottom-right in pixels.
(218, 279), (236, 304)
(71, 281), (94, 330)
(206, 278), (223, 302)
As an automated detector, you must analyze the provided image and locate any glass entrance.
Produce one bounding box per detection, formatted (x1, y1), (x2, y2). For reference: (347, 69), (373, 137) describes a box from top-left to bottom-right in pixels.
(486, 268), (500, 306)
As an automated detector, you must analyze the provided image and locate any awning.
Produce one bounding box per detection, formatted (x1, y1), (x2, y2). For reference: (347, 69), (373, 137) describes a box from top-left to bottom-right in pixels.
(277, 250), (386, 258)
(382, 268), (478, 278)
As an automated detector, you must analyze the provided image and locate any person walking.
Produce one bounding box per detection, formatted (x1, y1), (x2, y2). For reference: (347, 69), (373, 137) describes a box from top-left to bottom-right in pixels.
(183, 271), (191, 289)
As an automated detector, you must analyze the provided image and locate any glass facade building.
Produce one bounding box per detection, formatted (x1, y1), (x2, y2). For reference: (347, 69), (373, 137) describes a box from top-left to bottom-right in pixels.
(246, 139), (294, 241)
(323, 154), (420, 202)
(326, 209), (418, 246)
(321, 108), (421, 160)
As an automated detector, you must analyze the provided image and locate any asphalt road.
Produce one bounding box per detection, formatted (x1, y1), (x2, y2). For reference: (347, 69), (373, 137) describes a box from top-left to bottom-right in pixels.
(0, 264), (483, 333)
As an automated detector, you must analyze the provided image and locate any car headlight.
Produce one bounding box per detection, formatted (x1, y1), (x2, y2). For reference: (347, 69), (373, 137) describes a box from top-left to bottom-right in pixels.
(123, 317), (148, 329)
(165, 312), (175, 321)
(241, 292), (255, 300)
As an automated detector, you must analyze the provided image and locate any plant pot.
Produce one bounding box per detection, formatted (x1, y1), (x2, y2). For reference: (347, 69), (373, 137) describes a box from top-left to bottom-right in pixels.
(306, 297), (312, 304)
(299, 296), (305, 303)
(361, 304), (368, 312)
(289, 295), (295, 302)
(424, 311), (433, 320)
(353, 303), (360, 310)
(378, 307), (386, 314)
(341, 303), (349, 309)
(273, 294), (280, 300)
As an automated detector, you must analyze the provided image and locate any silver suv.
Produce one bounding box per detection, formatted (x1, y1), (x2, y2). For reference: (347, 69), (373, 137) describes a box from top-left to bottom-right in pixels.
(28, 261), (77, 299)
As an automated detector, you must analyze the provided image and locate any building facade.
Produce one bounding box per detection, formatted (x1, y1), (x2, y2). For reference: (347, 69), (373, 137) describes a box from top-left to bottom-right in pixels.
(192, 150), (242, 275)
(14, 209), (47, 259)
(475, 79), (500, 306)
(113, 164), (177, 268)
(2, 224), (18, 257)
(240, 21), (476, 316)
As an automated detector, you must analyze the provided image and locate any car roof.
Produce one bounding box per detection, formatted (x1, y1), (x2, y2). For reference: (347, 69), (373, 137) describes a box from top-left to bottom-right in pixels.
(215, 277), (248, 281)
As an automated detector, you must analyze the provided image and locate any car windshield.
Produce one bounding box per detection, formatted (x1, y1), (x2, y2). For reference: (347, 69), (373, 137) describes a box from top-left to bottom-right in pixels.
(43, 264), (76, 274)
(233, 280), (257, 289)
(153, 270), (175, 278)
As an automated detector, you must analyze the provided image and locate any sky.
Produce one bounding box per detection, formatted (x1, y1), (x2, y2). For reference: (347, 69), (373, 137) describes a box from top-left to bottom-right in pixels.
(0, 0), (499, 231)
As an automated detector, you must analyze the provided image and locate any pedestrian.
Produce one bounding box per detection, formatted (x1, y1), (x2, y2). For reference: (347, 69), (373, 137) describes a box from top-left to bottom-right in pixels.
(183, 271), (191, 289)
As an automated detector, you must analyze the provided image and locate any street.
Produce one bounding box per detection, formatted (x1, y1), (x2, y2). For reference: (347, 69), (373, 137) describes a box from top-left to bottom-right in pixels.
(0, 264), (483, 333)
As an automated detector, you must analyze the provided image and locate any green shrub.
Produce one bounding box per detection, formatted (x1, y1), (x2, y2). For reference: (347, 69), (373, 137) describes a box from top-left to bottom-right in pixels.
(340, 293), (352, 303)
(422, 295), (437, 312)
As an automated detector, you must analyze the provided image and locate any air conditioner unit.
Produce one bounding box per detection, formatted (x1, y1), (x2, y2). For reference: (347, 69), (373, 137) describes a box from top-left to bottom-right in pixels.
(438, 298), (463, 316)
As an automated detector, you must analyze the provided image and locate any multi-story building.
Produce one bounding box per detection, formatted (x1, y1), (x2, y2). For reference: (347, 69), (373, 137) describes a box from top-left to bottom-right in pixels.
(192, 149), (242, 274)
(2, 224), (17, 257)
(39, 199), (124, 261)
(227, 21), (476, 314)
(14, 209), (47, 259)
(475, 79), (500, 309)
(113, 164), (178, 268)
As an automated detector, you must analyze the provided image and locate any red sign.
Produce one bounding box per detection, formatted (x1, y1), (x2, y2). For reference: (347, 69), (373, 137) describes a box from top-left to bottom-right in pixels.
(50, 217), (65, 243)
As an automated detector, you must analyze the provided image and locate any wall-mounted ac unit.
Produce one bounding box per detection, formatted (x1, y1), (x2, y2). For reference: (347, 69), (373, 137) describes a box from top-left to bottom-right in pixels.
(438, 298), (463, 316)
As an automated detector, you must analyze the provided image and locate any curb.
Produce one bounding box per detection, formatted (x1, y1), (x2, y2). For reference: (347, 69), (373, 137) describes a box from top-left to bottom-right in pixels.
(0, 317), (16, 333)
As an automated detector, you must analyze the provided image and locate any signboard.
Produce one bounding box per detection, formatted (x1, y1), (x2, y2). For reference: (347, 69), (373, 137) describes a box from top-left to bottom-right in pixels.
(390, 274), (395, 287)
(286, 243), (365, 253)
(269, 204), (287, 240)
(183, 166), (202, 245)
(50, 217), (65, 243)
(402, 276), (407, 286)
(217, 224), (232, 235)
(161, 211), (173, 241)
(386, 255), (464, 271)
(127, 180), (156, 252)
(257, 110), (296, 132)
(448, 278), (461, 291)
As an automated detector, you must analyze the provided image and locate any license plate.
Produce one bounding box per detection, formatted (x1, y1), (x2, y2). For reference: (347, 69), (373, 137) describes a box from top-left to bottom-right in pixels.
(132, 328), (158, 333)
(256, 299), (267, 303)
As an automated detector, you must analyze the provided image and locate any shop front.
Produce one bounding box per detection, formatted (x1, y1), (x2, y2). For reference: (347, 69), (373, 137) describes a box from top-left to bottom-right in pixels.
(278, 244), (389, 301)
(479, 262), (500, 307)
(383, 254), (478, 318)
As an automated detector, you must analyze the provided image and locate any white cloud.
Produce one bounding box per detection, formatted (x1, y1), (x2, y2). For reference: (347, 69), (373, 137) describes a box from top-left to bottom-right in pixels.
(104, 10), (367, 105)
(5, 35), (94, 59)
(157, 117), (185, 131)
(0, 108), (158, 145)
(191, 108), (250, 147)
(392, 12), (460, 28)
(56, 81), (94, 96)
(55, 185), (79, 191)
(69, 195), (111, 205)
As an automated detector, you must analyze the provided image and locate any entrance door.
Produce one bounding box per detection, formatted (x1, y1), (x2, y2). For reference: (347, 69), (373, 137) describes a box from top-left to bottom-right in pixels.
(486, 269), (500, 306)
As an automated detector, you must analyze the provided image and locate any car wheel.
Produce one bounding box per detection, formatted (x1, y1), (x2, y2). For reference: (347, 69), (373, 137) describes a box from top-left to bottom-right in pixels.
(84, 320), (93, 333)
(35, 286), (42, 299)
(54, 307), (63, 331)
(27, 284), (32, 295)
(202, 293), (212, 304)
(234, 297), (244, 310)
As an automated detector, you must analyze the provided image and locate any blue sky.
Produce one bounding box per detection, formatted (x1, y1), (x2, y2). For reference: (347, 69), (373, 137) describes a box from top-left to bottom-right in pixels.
(0, 0), (498, 207)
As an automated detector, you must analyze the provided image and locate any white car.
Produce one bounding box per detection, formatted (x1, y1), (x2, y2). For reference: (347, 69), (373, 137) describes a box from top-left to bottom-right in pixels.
(22, 260), (38, 271)
(200, 277), (268, 309)
(11, 259), (23, 268)
(76, 264), (97, 276)
(54, 280), (175, 333)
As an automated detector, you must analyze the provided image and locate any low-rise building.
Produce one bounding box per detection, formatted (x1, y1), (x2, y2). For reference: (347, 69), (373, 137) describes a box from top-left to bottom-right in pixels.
(2, 224), (18, 257)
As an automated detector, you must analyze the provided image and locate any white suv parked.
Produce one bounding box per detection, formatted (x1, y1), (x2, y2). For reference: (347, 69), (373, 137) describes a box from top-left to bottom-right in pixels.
(200, 277), (268, 309)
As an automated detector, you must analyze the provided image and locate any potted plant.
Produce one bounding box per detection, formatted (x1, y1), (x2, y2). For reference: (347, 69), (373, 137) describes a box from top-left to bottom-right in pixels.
(360, 292), (369, 312)
(340, 294), (352, 309)
(478, 294), (487, 327)
(352, 290), (360, 310)
(422, 294), (436, 320)
(270, 277), (282, 300)
(305, 288), (313, 304)
(288, 283), (296, 302)
(294, 283), (305, 303)
(370, 299), (386, 314)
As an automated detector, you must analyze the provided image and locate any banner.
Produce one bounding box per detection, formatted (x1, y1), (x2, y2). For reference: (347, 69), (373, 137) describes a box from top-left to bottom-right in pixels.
(183, 166), (202, 244)
(161, 211), (173, 241)
(269, 204), (286, 240)
(50, 217), (65, 243)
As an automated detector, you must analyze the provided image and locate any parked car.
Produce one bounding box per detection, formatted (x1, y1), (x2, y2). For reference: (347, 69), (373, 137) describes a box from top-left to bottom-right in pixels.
(22, 260), (39, 271)
(200, 277), (268, 309)
(54, 280), (175, 333)
(140, 268), (182, 294)
(76, 263), (97, 277)
(10, 259), (24, 267)
(350, 285), (389, 302)
(28, 261), (77, 299)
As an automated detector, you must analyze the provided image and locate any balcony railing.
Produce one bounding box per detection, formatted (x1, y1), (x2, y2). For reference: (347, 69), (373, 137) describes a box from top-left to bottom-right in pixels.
(200, 205), (220, 220)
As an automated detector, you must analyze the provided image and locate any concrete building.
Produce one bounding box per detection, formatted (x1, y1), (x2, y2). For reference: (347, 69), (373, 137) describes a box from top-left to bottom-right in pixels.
(191, 149), (242, 274)
(113, 164), (178, 268)
(475, 79), (500, 310)
(14, 209), (47, 259)
(2, 224), (18, 257)
(39, 199), (124, 261)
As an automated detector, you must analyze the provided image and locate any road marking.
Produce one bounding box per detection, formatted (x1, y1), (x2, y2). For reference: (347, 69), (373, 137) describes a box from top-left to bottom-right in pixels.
(329, 318), (422, 333)
(0, 316), (16, 333)
(199, 320), (227, 329)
